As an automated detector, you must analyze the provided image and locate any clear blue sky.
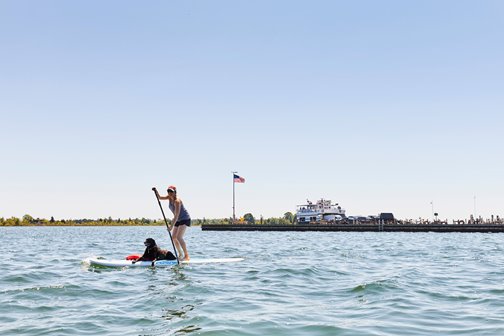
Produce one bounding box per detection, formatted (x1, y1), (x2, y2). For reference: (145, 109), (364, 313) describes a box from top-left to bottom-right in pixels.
(1, 1), (503, 221)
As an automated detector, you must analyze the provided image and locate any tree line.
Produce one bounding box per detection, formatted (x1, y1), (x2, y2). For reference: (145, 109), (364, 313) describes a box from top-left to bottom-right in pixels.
(0, 215), (163, 226)
(0, 212), (297, 226)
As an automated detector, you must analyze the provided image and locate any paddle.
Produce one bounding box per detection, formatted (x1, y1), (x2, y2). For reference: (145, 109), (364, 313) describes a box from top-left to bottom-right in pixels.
(152, 187), (180, 265)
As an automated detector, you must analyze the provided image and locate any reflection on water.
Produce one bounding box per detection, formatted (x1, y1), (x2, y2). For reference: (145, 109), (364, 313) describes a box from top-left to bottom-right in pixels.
(162, 304), (195, 320)
(175, 324), (201, 334)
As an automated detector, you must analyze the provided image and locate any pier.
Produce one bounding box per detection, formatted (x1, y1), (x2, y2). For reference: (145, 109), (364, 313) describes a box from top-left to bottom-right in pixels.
(202, 223), (504, 233)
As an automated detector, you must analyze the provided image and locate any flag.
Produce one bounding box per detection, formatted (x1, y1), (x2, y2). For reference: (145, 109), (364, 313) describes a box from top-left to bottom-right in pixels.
(233, 174), (245, 183)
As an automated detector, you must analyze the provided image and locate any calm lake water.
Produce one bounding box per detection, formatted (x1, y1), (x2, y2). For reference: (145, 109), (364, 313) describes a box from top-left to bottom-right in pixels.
(1, 226), (504, 335)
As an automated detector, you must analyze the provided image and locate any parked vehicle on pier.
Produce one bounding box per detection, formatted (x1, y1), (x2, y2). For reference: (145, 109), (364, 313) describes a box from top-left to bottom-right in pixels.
(379, 212), (395, 223)
(347, 216), (369, 223)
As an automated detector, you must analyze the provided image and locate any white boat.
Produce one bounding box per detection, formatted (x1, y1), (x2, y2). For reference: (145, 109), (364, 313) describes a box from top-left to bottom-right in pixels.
(296, 199), (346, 223)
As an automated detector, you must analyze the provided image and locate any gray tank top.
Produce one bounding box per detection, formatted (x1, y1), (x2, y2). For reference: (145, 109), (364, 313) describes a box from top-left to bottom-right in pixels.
(169, 200), (191, 221)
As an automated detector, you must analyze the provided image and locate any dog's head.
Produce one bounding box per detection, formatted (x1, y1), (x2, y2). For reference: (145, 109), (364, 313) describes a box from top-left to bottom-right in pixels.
(144, 238), (156, 248)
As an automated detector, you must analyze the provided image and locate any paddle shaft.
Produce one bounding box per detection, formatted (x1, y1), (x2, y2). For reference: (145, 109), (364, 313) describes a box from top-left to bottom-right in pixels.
(152, 188), (180, 265)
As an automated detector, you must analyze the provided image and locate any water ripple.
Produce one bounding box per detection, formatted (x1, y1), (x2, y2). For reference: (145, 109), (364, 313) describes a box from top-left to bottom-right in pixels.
(2, 228), (504, 335)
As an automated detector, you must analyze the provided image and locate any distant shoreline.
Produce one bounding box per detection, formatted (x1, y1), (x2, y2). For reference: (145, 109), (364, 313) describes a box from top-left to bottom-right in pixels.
(0, 214), (294, 227)
(0, 216), (206, 227)
(2, 214), (502, 227)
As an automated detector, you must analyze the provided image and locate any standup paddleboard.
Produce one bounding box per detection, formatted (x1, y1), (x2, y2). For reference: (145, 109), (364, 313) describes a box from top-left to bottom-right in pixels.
(85, 257), (244, 268)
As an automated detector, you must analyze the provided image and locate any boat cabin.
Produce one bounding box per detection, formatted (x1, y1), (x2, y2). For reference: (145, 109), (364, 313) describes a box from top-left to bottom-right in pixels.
(296, 199), (346, 223)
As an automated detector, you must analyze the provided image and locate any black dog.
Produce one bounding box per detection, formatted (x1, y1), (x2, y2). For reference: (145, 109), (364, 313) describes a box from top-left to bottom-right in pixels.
(133, 238), (176, 263)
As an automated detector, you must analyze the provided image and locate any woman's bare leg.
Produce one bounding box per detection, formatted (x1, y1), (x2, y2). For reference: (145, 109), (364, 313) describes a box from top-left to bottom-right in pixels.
(174, 225), (189, 261)
(171, 226), (184, 259)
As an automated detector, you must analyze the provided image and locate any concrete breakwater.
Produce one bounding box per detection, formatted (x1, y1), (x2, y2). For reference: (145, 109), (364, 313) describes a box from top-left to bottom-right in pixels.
(202, 223), (504, 233)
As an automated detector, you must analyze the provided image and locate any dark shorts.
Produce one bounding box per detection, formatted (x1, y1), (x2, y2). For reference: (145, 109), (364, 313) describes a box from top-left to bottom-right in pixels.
(175, 219), (191, 227)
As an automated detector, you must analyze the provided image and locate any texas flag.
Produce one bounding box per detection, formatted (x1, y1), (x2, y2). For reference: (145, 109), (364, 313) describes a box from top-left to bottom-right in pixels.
(233, 174), (245, 183)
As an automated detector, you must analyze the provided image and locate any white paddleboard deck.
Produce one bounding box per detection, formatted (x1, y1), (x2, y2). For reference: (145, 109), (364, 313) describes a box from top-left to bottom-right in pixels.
(85, 257), (244, 268)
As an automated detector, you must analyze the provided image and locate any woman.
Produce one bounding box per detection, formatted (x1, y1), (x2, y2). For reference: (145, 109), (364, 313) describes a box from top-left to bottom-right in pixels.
(156, 185), (191, 261)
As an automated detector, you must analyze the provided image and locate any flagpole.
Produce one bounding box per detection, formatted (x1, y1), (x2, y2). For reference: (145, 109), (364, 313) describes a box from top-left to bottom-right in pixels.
(232, 171), (237, 223)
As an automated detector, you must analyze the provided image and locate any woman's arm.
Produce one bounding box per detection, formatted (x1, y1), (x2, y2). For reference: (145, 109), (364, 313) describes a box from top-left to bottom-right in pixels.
(154, 189), (170, 200)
